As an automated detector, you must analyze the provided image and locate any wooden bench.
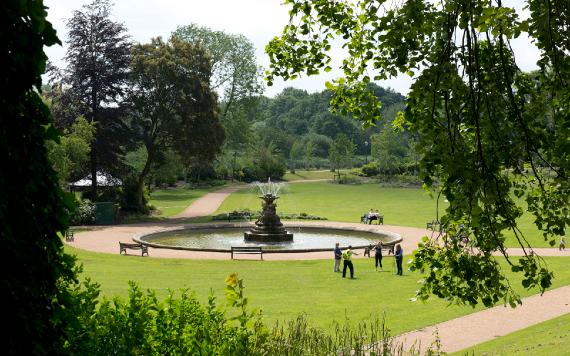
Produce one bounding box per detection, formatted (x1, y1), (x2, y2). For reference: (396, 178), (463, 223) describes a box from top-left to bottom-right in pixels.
(119, 242), (149, 256)
(65, 230), (74, 242)
(231, 246), (263, 260)
(227, 211), (253, 222)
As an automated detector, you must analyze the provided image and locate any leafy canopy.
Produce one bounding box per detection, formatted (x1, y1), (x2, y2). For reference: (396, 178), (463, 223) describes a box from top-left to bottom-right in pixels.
(266, 0), (569, 307)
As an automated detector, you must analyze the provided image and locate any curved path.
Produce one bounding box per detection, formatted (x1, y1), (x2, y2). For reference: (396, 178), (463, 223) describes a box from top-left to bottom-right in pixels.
(66, 184), (569, 354)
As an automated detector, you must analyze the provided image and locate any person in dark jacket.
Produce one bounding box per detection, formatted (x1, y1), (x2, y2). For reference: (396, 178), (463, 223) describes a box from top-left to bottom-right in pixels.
(394, 244), (403, 276)
(374, 241), (383, 271)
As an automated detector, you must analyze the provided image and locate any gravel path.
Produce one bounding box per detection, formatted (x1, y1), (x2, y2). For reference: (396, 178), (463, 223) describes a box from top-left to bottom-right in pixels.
(66, 184), (570, 353)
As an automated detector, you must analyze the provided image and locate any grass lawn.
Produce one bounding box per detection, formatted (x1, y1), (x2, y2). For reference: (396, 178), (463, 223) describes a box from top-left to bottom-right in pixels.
(218, 182), (446, 228)
(67, 244), (570, 335)
(148, 186), (221, 217)
(218, 182), (554, 247)
(283, 170), (336, 181)
(452, 312), (570, 355)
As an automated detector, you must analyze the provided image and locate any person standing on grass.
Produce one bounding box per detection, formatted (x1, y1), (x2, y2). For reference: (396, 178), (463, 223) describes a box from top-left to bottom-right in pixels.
(374, 241), (383, 271)
(394, 244), (403, 276)
(334, 242), (342, 272)
(342, 245), (359, 279)
(560, 234), (566, 251)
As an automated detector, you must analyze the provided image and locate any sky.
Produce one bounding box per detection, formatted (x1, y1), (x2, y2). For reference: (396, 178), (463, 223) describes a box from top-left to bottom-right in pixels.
(44, 0), (541, 98)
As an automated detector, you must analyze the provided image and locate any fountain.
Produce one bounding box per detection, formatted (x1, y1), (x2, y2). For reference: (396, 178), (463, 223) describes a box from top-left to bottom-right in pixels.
(244, 178), (293, 242)
(136, 178), (403, 252)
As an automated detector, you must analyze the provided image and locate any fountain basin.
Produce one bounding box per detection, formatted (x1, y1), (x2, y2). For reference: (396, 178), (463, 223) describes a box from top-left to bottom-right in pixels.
(135, 224), (402, 253)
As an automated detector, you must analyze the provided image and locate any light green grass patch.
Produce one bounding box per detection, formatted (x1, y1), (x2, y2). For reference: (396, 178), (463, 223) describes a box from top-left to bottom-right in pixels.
(220, 182), (553, 247)
(149, 187), (219, 217)
(283, 170), (336, 181)
(219, 182), (446, 228)
(452, 312), (570, 356)
(67, 244), (570, 335)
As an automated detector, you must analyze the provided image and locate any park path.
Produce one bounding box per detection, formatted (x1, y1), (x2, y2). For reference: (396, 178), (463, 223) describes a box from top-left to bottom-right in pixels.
(66, 182), (570, 354)
(394, 285), (570, 354)
(172, 184), (246, 218)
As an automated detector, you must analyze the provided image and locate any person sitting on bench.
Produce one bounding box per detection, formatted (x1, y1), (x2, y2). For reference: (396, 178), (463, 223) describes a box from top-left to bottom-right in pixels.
(368, 210), (380, 224)
(363, 208), (374, 224)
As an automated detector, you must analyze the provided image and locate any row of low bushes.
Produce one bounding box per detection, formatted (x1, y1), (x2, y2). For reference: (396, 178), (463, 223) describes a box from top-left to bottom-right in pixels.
(58, 274), (441, 355)
(212, 210), (328, 221)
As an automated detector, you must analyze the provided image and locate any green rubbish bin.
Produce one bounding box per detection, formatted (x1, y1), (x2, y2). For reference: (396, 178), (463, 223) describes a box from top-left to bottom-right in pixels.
(94, 202), (116, 225)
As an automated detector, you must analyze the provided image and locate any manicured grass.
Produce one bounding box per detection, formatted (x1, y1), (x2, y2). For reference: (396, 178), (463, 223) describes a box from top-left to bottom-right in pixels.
(452, 312), (570, 355)
(283, 170), (336, 181)
(218, 182), (446, 228)
(67, 244), (570, 335)
(148, 186), (220, 217)
(218, 182), (552, 247)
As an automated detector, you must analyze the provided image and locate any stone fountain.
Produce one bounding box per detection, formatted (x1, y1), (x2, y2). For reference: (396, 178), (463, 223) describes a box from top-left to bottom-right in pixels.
(244, 178), (293, 242)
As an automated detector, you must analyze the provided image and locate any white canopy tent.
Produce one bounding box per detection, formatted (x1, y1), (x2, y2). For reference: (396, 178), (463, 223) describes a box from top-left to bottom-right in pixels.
(69, 172), (122, 188)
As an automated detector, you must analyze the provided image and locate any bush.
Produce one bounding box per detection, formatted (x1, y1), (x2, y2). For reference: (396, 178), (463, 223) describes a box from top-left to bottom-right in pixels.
(70, 199), (96, 225)
(361, 162), (380, 177)
(280, 212), (328, 220)
(119, 177), (150, 214)
(59, 274), (436, 355)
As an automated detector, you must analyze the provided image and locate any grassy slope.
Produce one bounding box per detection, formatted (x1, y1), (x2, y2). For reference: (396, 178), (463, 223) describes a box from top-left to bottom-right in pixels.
(148, 186), (220, 217)
(283, 170), (336, 181)
(452, 312), (570, 355)
(68, 244), (570, 334)
(218, 182), (446, 228)
(217, 182), (549, 247)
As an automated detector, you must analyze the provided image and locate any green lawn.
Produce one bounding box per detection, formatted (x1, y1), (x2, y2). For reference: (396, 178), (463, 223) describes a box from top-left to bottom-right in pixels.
(68, 244), (570, 335)
(148, 186), (220, 217)
(283, 170), (336, 181)
(452, 312), (570, 355)
(217, 182), (553, 247)
(218, 182), (446, 228)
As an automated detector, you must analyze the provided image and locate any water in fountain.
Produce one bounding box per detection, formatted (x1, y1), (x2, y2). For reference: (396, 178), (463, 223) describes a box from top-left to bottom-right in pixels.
(244, 178), (293, 242)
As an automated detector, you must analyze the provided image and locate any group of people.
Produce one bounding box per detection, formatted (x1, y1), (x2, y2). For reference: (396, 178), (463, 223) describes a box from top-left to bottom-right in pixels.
(334, 241), (404, 279)
(363, 209), (381, 224)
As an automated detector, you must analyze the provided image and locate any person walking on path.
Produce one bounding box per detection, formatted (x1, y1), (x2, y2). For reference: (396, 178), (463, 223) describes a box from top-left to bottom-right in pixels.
(560, 234), (566, 251)
(342, 245), (359, 279)
(394, 244), (403, 276)
(334, 242), (342, 272)
(374, 241), (383, 271)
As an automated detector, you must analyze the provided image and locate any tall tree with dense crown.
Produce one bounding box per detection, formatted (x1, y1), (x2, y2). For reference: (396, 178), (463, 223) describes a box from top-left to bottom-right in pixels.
(173, 24), (264, 118)
(63, 0), (131, 197)
(127, 37), (225, 211)
(266, 0), (569, 307)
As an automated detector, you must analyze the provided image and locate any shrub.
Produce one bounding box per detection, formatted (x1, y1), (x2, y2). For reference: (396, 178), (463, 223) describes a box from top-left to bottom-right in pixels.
(70, 199), (95, 225)
(58, 274), (439, 355)
(119, 177), (150, 214)
(361, 162), (380, 177)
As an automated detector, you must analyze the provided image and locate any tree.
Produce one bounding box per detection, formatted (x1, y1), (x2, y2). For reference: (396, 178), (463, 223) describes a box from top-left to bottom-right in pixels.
(266, 0), (568, 307)
(127, 37), (224, 211)
(1, 1), (79, 353)
(328, 133), (356, 176)
(371, 123), (410, 175)
(173, 24), (264, 119)
(46, 116), (96, 185)
(289, 140), (304, 173)
(63, 0), (131, 197)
